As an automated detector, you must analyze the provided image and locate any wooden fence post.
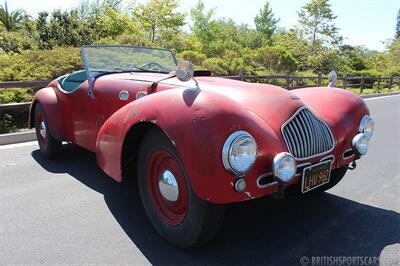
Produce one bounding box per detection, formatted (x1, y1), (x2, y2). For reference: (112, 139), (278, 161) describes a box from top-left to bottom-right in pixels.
(388, 74), (394, 90)
(377, 75), (381, 93)
(360, 75), (365, 94)
(239, 70), (245, 81)
(317, 73), (322, 86)
(343, 74), (347, 89)
(285, 71), (290, 89)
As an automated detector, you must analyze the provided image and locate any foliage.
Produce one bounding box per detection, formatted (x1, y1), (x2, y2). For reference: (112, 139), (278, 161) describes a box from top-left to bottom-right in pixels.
(396, 8), (400, 39)
(36, 10), (97, 49)
(0, 1), (27, 31)
(0, 47), (81, 81)
(254, 1), (280, 45)
(0, 88), (33, 103)
(298, 0), (342, 47)
(133, 0), (185, 44)
(255, 45), (298, 73)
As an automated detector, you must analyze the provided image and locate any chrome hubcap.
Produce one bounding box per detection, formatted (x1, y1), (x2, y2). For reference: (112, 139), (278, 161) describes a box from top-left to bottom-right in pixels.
(158, 170), (179, 202)
(39, 121), (47, 139)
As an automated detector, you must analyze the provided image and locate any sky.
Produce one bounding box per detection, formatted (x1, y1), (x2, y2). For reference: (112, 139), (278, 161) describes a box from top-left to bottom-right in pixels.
(6, 0), (399, 51)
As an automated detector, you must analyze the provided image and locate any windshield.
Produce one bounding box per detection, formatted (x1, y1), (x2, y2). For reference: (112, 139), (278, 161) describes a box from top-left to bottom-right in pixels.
(81, 45), (177, 75)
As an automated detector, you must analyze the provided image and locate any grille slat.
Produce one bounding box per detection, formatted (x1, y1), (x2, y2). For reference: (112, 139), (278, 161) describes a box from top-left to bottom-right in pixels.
(282, 108), (334, 159)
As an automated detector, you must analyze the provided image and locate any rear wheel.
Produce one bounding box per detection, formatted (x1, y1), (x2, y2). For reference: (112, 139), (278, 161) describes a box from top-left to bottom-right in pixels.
(34, 103), (62, 158)
(137, 128), (225, 248)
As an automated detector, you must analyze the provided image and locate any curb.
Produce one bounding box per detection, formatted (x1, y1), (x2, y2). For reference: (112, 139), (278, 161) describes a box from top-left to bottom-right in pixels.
(0, 130), (36, 146)
(361, 91), (400, 99)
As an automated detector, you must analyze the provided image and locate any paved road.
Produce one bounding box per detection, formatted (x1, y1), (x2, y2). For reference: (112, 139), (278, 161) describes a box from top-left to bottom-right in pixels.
(1, 96), (399, 265)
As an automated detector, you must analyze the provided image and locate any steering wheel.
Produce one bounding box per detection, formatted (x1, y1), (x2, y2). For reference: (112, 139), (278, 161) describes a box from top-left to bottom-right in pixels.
(141, 62), (164, 71)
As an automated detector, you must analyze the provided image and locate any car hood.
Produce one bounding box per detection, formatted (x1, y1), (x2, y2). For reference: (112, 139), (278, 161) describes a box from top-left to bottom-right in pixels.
(116, 73), (305, 131)
(194, 77), (304, 129)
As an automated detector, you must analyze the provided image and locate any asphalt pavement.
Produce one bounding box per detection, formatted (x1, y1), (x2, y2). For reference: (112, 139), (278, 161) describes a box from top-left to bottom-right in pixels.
(1, 95), (399, 265)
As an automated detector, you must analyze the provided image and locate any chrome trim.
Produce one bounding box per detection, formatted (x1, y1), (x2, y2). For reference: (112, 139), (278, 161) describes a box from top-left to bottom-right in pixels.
(358, 115), (371, 133)
(273, 152), (297, 183)
(234, 178), (247, 192)
(342, 148), (355, 160)
(320, 155), (335, 163)
(295, 162), (312, 176)
(158, 170), (179, 202)
(256, 172), (276, 188)
(222, 131), (257, 176)
(281, 107), (335, 161)
(39, 121), (47, 139)
(119, 90), (129, 101)
(352, 133), (369, 156)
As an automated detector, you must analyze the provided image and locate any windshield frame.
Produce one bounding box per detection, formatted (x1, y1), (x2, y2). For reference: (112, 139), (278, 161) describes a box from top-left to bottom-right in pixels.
(80, 45), (178, 98)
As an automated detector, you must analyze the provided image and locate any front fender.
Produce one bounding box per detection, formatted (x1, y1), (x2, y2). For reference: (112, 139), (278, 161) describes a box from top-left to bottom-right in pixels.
(30, 87), (64, 141)
(96, 88), (283, 203)
(292, 87), (369, 166)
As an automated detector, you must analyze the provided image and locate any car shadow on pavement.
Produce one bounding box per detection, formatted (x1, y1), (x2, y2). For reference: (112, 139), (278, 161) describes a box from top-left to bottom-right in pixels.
(31, 145), (400, 266)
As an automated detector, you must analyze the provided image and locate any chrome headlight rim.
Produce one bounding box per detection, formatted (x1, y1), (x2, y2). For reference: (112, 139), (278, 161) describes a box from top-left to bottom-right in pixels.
(359, 115), (374, 140)
(273, 152), (297, 184)
(222, 130), (257, 176)
(352, 133), (369, 156)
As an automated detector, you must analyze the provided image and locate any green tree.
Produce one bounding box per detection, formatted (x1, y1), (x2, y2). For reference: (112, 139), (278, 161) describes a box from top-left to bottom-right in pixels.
(36, 9), (97, 49)
(190, 0), (215, 46)
(255, 45), (299, 73)
(254, 1), (279, 44)
(298, 0), (342, 47)
(0, 1), (27, 31)
(133, 0), (185, 44)
(396, 8), (400, 39)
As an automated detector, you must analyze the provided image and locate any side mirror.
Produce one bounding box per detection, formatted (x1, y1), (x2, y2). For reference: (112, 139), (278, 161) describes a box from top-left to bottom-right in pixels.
(176, 61), (194, 82)
(328, 70), (337, 87)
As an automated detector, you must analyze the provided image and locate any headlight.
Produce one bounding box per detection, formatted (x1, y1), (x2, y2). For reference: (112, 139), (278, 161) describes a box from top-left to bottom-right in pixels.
(352, 133), (369, 156)
(273, 152), (297, 183)
(222, 131), (257, 175)
(359, 115), (374, 139)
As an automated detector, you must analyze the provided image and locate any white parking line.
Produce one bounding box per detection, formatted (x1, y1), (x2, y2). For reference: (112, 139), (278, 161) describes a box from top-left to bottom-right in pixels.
(0, 141), (37, 150)
(364, 94), (400, 101)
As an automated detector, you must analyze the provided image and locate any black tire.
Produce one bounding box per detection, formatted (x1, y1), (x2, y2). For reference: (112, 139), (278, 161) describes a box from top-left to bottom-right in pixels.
(137, 128), (225, 248)
(34, 103), (62, 158)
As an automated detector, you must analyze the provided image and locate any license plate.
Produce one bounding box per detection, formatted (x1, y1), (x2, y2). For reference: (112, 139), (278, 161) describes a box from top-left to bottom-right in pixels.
(301, 161), (332, 193)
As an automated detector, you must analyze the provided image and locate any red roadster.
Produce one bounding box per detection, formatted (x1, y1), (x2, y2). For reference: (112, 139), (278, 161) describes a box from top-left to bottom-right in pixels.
(29, 45), (374, 248)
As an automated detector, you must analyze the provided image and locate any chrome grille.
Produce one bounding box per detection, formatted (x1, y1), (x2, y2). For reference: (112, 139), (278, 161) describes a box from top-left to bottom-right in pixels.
(282, 108), (334, 159)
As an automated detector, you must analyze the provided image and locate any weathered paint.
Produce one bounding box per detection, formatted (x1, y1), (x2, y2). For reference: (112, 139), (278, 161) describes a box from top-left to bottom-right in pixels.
(30, 72), (369, 204)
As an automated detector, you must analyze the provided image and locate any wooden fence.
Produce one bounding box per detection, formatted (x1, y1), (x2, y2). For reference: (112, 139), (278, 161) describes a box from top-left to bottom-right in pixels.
(0, 74), (399, 112)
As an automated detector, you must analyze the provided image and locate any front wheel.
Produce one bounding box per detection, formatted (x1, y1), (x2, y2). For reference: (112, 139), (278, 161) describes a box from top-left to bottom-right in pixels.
(137, 129), (225, 248)
(34, 103), (62, 158)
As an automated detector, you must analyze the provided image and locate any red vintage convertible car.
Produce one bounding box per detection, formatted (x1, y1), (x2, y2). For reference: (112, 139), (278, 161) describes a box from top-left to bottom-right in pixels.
(30, 45), (374, 248)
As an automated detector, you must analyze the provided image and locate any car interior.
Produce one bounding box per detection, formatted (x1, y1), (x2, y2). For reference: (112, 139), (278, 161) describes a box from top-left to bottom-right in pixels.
(58, 70), (88, 92)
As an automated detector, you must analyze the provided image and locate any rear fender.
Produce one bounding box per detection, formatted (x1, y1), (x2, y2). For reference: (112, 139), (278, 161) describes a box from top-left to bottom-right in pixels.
(30, 87), (64, 141)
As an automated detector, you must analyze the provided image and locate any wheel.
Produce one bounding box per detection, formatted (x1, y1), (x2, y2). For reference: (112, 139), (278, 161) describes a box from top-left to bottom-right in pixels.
(286, 166), (348, 197)
(137, 128), (225, 248)
(34, 103), (62, 158)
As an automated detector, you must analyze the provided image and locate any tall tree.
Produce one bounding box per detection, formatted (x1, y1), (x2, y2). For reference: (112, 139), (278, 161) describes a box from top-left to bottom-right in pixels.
(132, 0), (185, 43)
(396, 8), (400, 39)
(298, 0), (341, 46)
(254, 1), (279, 44)
(0, 1), (26, 31)
(190, 0), (215, 44)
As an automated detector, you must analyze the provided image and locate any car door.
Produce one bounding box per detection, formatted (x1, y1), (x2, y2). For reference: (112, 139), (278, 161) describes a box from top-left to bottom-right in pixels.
(62, 81), (100, 152)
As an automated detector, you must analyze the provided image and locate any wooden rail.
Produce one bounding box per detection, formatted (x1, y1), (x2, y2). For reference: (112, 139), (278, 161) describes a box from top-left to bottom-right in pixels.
(1, 74), (399, 112)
